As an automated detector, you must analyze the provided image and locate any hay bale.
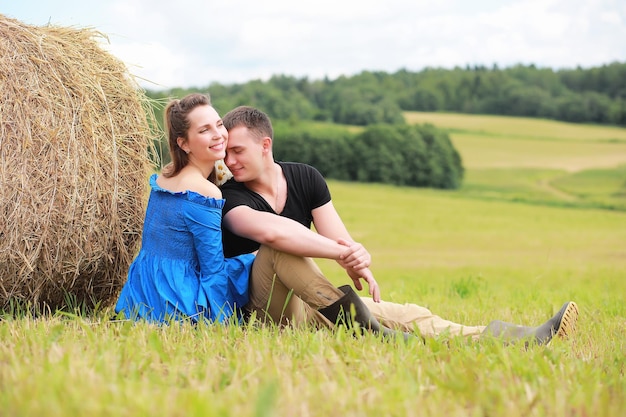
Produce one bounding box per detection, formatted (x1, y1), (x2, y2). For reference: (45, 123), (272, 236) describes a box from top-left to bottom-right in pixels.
(0, 15), (157, 313)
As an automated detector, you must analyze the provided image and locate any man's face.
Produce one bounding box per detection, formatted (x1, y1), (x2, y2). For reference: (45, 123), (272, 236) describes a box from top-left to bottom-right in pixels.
(225, 125), (264, 182)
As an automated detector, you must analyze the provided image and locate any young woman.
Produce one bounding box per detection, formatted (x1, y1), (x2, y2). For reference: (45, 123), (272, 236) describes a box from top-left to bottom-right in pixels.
(116, 95), (578, 347)
(115, 93), (255, 323)
(114, 93), (405, 338)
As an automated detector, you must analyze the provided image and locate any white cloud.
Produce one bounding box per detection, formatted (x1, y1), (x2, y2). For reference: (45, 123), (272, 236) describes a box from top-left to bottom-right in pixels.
(2, 0), (625, 89)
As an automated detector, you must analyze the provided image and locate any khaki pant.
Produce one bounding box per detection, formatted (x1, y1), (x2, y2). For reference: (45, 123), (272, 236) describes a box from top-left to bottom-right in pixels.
(246, 246), (485, 339)
(247, 245), (342, 328)
(360, 298), (485, 339)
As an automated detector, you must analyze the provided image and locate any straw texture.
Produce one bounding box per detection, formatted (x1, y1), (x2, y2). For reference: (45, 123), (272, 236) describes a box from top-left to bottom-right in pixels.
(0, 15), (157, 312)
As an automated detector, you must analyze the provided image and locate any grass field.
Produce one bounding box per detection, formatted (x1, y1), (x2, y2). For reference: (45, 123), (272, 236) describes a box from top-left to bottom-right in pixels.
(2, 113), (626, 416)
(404, 112), (626, 211)
(404, 112), (626, 143)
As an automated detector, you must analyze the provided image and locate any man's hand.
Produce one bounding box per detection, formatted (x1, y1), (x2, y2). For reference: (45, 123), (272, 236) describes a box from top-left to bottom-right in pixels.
(345, 267), (381, 303)
(336, 238), (371, 270)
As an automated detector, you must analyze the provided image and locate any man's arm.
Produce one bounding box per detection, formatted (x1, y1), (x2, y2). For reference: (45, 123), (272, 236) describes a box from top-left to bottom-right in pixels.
(311, 201), (354, 242)
(311, 200), (383, 300)
(311, 201), (371, 267)
(223, 205), (369, 268)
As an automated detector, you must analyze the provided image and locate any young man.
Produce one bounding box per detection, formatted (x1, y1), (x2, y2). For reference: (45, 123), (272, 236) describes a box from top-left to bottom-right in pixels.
(219, 106), (578, 344)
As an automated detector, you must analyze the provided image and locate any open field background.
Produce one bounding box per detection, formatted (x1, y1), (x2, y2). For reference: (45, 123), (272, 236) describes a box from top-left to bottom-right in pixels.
(405, 112), (626, 211)
(1, 113), (625, 416)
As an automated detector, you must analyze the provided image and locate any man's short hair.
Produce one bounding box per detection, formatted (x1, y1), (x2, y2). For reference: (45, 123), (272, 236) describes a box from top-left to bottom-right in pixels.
(223, 106), (273, 140)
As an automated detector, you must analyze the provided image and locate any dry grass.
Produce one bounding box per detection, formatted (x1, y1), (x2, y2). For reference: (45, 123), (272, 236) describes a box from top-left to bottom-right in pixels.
(450, 133), (626, 171)
(0, 15), (157, 312)
(404, 111), (626, 142)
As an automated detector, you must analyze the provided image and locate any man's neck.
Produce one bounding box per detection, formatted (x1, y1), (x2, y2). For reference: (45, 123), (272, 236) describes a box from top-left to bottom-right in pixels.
(245, 162), (285, 212)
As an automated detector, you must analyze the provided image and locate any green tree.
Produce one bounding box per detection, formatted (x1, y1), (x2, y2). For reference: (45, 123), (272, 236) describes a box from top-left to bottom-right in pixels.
(350, 125), (406, 184)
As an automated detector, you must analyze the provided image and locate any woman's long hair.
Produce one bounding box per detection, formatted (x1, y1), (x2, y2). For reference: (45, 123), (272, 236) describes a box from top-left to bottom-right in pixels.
(161, 93), (211, 178)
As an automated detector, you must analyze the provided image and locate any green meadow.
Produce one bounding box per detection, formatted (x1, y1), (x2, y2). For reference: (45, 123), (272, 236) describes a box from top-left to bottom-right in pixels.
(405, 111), (626, 211)
(2, 113), (625, 416)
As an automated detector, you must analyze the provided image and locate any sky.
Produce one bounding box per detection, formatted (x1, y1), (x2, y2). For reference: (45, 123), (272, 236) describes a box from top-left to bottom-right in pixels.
(2, 0), (625, 91)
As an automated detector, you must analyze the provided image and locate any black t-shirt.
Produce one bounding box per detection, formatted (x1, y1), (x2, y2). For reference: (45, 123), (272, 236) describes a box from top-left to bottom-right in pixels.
(221, 162), (331, 257)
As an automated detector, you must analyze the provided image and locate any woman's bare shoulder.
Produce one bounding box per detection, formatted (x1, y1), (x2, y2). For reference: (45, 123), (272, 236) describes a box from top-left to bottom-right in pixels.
(156, 173), (222, 199)
(187, 177), (222, 199)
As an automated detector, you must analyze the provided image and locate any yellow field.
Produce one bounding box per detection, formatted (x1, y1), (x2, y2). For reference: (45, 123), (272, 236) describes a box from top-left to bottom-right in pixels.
(403, 111), (626, 209)
(404, 112), (626, 142)
(405, 111), (626, 171)
(449, 133), (626, 171)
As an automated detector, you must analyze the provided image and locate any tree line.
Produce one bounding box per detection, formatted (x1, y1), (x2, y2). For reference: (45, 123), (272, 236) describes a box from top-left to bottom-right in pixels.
(272, 122), (463, 189)
(145, 61), (624, 189)
(148, 61), (626, 127)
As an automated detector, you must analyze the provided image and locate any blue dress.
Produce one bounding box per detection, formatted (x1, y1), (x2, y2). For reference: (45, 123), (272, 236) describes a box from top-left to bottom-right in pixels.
(115, 174), (255, 323)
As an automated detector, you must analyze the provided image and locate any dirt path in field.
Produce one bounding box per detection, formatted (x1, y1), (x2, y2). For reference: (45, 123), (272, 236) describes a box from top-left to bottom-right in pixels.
(556, 155), (626, 173)
(536, 179), (579, 201)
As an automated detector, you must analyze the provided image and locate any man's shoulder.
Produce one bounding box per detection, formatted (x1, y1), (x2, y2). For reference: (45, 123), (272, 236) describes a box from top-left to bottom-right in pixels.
(279, 161), (314, 169)
(220, 178), (247, 193)
(220, 179), (253, 208)
(279, 161), (321, 177)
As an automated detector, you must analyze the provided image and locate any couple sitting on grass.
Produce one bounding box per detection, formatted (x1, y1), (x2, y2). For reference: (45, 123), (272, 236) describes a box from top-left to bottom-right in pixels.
(115, 93), (579, 345)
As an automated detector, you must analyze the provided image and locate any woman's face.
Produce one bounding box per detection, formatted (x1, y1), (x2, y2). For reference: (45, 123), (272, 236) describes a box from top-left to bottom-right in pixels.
(181, 105), (228, 163)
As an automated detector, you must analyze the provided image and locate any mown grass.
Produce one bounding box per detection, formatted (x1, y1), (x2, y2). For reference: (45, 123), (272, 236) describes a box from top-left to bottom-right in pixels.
(403, 112), (626, 211)
(552, 165), (626, 199)
(404, 112), (626, 143)
(449, 132), (626, 171)
(2, 113), (626, 416)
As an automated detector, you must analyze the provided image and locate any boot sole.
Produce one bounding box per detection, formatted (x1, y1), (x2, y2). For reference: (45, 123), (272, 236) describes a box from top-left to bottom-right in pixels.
(554, 301), (579, 340)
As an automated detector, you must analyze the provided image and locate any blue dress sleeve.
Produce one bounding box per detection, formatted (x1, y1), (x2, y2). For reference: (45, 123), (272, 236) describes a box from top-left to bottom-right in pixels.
(181, 198), (227, 275)
(181, 197), (252, 321)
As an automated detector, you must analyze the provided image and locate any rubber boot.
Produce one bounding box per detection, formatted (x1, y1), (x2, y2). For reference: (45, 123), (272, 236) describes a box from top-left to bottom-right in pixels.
(482, 301), (579, 346)
(318, 285), (412, 342)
